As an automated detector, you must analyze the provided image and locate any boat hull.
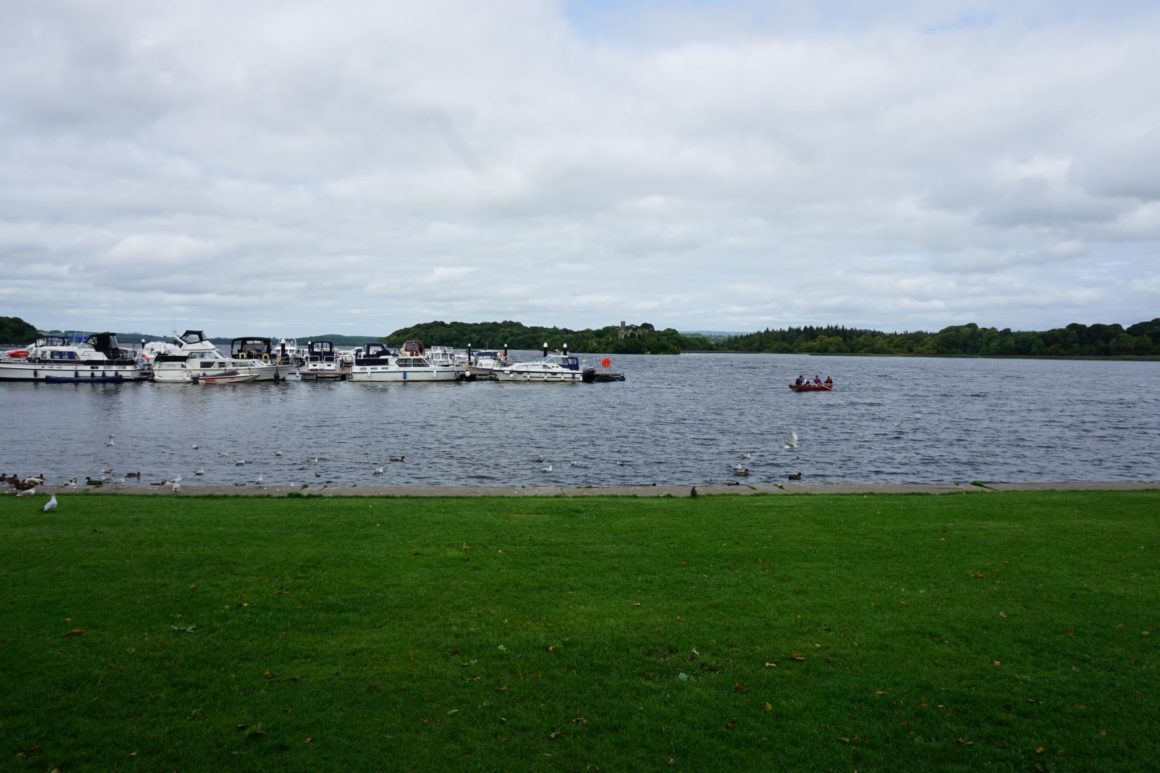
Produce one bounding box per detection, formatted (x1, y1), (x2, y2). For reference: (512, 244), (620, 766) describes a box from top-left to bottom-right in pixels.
(193, 372), (260, 384)
(0, 362), (144, 382)
(496, 369), (585, 383)
(349, 367), (462, 382)
(788, 383), (833, 391)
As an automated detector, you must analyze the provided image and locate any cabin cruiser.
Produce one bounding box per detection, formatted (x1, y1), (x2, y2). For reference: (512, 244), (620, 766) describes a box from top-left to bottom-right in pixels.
(496, 347), (586, 383)
(230, 337), (299, 379)
(349, 342), (464, 382)
(299, 340), (346, 380)
(0, 332), (146, 382)
(151, 330), (279, 383)
(466, 349), (513, 380)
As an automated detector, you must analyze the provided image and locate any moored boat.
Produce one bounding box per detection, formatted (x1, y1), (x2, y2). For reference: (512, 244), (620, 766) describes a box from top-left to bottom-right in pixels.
(0, 332), (146, 383)
(299, 340), (346, 380)
(466, 349), (513, 380)
(349, 342), (464, 382)
(230, 336), (298, 379)
(152, 330), (279, 384)
(496, 347), (586, 383)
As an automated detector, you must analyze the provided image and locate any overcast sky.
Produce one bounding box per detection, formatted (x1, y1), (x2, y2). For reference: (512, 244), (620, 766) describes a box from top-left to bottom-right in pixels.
(2, 0), (1158, 338)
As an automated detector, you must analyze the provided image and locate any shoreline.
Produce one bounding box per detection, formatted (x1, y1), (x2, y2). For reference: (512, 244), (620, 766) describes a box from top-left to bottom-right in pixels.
(20, 480), (1159, 497)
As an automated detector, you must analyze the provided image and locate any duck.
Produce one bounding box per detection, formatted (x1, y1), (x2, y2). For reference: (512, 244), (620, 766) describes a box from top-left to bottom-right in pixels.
(787, 472), (802, 481)
(389, 455), (405, 463)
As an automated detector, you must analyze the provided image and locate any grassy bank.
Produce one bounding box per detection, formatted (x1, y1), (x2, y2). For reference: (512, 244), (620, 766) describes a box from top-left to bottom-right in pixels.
(1, 491), (1156, 771)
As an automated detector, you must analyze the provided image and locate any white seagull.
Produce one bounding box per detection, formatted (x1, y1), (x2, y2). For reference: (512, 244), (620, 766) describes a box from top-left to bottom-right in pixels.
(42, 494), (58, 512)
(785, 431), (799, 450)
(171, 480), (182, 493)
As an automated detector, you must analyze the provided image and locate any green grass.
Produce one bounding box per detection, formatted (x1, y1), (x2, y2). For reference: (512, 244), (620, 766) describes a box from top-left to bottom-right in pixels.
(1, 491), (1157, 771)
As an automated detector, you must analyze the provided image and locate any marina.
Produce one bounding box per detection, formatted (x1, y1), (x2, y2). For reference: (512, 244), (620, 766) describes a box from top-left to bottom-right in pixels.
(2, 352), (1158, 490)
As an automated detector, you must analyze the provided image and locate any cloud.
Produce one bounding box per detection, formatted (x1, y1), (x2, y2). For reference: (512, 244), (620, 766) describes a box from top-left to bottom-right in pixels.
(1, 0), (1158, 337)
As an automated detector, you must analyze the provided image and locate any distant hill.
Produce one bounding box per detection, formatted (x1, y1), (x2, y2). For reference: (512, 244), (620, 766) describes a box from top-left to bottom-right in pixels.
(0, 315), (39, 345)
(386, 321), (710, 354)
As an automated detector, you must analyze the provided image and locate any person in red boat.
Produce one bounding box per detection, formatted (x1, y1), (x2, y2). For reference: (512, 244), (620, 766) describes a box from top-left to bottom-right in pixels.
(824, 376), (833, 387)
(813, 375), (822, 385)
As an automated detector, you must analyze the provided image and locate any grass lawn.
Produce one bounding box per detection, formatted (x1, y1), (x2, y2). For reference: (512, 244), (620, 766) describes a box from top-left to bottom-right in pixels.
(1, 490), (1156, 771)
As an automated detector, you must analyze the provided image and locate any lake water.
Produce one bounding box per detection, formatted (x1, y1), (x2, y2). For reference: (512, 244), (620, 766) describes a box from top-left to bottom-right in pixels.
(2, 354), (1158, 488)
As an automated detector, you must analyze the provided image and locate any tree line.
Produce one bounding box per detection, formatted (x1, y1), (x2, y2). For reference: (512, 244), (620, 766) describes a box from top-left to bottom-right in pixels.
(5, 313), (1159, 357)
(386, 320), (710, 355)
(718, 320), (1160, 357)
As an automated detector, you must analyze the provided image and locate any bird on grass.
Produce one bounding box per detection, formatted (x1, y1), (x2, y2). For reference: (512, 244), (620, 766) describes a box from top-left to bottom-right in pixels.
(171, 480), (182, 493)
(42, 494), (58, 512)
(16, 487), (36, 497)
(690, 486), (699, 498)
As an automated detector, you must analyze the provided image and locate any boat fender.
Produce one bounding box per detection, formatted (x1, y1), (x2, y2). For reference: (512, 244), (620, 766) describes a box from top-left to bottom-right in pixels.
(261, 353), (270, 363)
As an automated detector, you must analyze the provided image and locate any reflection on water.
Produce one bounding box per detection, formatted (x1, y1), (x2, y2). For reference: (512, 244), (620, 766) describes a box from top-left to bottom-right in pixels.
(3, 354), (1159, 487)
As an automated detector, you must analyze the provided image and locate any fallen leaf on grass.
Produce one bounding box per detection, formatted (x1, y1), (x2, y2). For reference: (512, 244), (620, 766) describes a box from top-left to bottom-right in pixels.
(788, 652), (806, 661)
(955, 738), (974, 745)
(763, 702), (773, 712)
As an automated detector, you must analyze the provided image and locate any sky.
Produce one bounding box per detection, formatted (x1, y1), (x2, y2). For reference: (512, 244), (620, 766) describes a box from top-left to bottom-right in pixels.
(1, 0), (1158, 338)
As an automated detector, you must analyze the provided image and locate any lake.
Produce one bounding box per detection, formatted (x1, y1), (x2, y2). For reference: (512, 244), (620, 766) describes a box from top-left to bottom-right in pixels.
(2, 353), (1158, 488)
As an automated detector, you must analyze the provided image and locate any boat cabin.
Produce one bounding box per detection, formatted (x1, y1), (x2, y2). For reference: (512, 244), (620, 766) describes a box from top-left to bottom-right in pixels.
(306, 341), (337, 362)
(354, 343), (395, 365)
(231, 337), (274, 359)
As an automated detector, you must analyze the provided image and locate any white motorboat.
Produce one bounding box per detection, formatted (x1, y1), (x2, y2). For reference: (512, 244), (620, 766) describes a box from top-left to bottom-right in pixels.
(466, 349), (513, 380)
(0, 332), (146, 383)
(151, 330), (279, 383)
(349, 342), (464, 382)
(230, 337), (298, 379)
(496, 350), (586, 383)
(299, 340), (346, 380)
